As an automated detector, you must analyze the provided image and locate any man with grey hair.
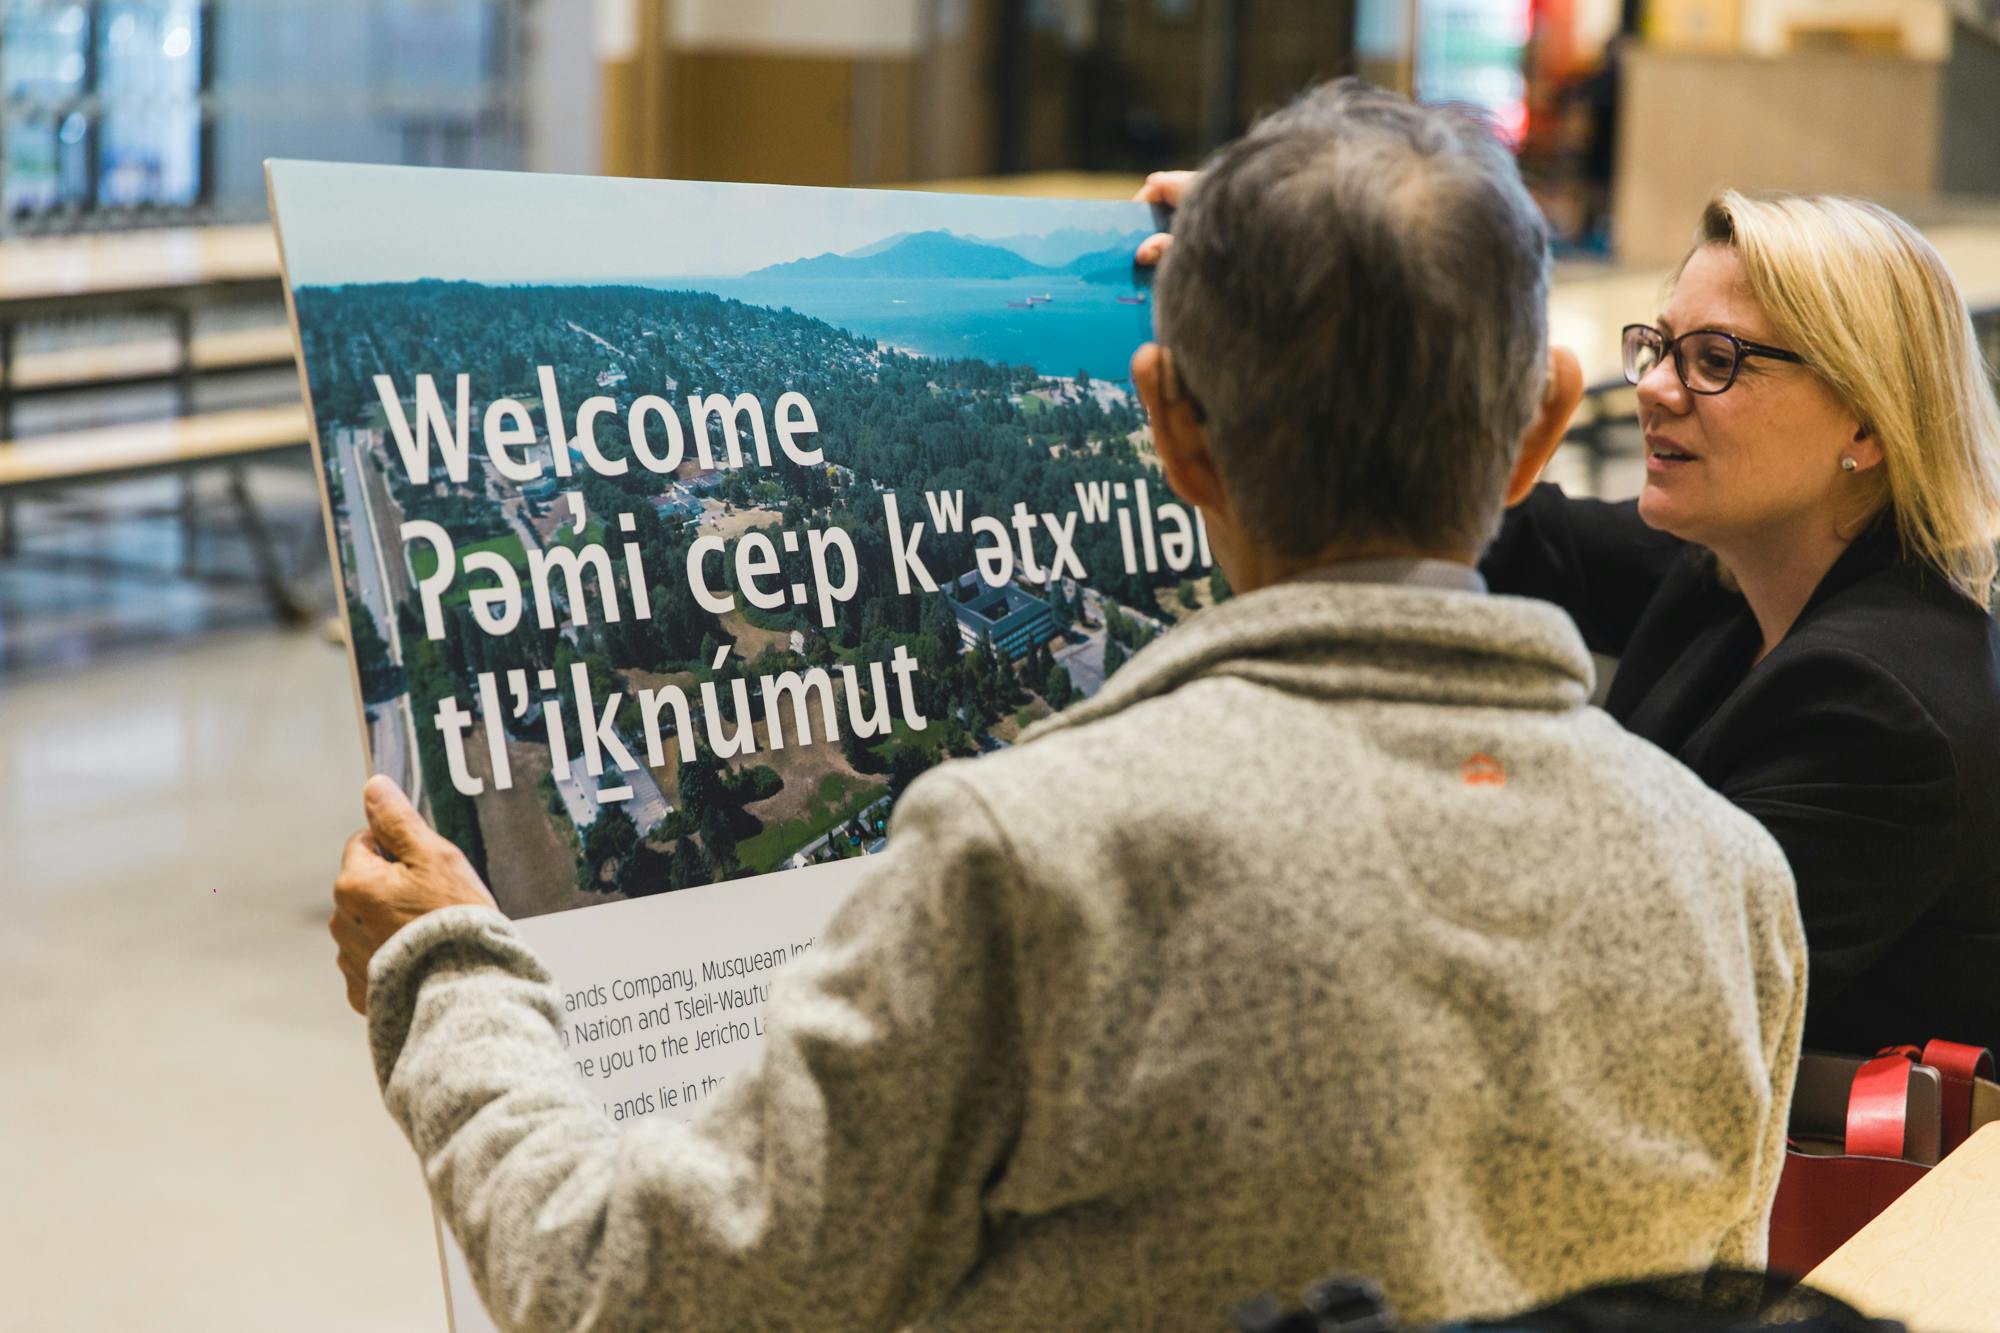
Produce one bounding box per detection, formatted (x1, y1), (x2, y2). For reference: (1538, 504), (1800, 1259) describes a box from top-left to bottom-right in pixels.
(1148, 77), (1553, 567)
(330, 80), (1805, 1332)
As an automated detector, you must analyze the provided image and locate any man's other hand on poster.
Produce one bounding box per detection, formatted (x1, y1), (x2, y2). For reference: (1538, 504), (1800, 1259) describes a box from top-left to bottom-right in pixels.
(331, 775), (497, 1015)
(1135, 171), (1192, 265)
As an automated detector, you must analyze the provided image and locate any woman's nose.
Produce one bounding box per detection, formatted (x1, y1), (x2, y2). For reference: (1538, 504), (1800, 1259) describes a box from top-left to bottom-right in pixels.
(1634, 353), (1690, 416)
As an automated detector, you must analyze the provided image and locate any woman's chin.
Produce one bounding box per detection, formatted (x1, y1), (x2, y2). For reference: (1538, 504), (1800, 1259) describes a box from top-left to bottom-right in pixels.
(1636, 484), (1676, 529)
(1636, 485), (1700, 542)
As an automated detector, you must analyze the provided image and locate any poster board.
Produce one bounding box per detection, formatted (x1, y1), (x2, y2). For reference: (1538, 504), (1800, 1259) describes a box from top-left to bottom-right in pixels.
(267, 160), (1215, 1329)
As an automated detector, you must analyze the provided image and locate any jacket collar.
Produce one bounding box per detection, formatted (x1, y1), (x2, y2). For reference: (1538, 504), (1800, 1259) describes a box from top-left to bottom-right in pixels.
(1795, 509), (1906, 622)
(1020, 580), (1595, 747)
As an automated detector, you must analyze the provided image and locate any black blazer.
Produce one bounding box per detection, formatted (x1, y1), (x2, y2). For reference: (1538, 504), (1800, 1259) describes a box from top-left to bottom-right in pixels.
(1485, 484), (2000, 1054)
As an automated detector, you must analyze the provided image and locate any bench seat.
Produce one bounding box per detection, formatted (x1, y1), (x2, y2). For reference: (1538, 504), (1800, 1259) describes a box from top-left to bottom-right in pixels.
(7, 325), (294, 394)
(0, 403), (310, 491)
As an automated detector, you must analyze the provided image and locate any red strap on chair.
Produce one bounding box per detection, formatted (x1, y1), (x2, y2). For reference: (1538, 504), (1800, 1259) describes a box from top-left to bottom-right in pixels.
(1845, 1054), (1914, 1158)
(1921, 1038), (1996, 1155)
(1769, 1049), (1935, 1276)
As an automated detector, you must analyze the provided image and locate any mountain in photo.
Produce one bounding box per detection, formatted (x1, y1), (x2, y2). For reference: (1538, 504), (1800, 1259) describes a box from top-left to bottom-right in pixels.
(843, 230), (916, 258)
(748, 230), (1049, 280)
(1061, 242), (1145, 284)
(985, 226), (1152, 267)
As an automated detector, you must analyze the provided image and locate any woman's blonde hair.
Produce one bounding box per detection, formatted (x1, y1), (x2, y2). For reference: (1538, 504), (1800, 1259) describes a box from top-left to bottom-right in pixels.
(1687, 190), (2000, 608)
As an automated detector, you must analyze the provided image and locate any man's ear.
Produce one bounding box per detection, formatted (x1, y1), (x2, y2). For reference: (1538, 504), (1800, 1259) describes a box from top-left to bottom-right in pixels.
(1135, 342), (1226, 512)
(1505, 345), (1584, 506)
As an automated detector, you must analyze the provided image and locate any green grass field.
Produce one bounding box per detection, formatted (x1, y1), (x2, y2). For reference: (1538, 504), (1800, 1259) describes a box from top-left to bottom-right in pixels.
(878, 716), (947, 760)
(408, 522), (606, 606)
(736, 771), (887, 873)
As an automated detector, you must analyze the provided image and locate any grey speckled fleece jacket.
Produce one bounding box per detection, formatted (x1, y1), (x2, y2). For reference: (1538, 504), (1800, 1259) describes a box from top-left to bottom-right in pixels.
(366, 579), (1806, 1333)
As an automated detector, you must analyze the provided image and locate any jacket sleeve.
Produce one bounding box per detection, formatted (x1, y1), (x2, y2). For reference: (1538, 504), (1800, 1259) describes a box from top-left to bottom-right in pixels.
(1713, 648), (1960, 1037)
(1480, 483), (1688, 657)
(1714, 845), (1809, 1268)
(365, 768), (1026, 1333)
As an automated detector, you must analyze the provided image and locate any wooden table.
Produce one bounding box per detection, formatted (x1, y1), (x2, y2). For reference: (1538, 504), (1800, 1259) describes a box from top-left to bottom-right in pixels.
(0, 223), (303, 614)
(0, 404), (309, 491)
(894, 171), (1148, 202)
(0, 222), (280, 317)
(0, 221), (291, 433)
(1806, 1122), (2000, 1333)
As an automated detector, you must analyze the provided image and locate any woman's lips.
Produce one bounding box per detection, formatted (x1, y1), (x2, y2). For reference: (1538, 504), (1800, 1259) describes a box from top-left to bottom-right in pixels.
(1645, 433), (1697, 473)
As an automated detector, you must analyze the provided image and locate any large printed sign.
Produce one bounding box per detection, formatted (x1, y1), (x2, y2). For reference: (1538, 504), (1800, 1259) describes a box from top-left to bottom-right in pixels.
(268, 161), (1220, 1329)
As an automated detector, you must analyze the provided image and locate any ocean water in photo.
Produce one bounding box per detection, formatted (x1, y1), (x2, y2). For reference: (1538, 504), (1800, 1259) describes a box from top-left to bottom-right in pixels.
(652, 274), (1156, 383)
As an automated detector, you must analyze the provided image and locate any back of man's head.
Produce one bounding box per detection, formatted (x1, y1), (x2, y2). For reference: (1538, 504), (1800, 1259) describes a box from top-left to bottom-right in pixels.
(1155, 79), (1550, 559)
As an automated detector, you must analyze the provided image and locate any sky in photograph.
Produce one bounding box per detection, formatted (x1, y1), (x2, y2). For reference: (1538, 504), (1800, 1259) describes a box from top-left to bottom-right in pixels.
(269, 160), (1156, 286)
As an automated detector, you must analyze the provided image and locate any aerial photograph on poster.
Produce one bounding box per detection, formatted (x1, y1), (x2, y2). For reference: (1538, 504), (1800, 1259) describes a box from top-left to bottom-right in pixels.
(271, 162), (1224, 917)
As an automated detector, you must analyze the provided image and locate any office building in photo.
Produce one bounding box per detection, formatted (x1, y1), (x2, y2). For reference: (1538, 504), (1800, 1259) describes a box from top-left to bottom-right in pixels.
(950, 571), (1057, 660)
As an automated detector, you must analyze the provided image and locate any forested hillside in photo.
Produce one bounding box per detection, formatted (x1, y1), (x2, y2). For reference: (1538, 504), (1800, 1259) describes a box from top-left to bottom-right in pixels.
(301, 280), (1210, 912)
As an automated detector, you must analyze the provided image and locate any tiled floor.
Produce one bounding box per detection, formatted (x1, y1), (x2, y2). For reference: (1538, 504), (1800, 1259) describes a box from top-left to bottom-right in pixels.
(1, 470), (447, 1331)
(0, 433), (1643, 1330)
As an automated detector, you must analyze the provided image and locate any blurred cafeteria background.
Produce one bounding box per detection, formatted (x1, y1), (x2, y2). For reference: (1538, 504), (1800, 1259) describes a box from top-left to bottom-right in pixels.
(3, 3), (2000, 1330)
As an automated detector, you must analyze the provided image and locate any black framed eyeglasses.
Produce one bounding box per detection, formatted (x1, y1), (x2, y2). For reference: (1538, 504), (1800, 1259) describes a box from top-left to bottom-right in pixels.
(1622, 323), (1807, 395)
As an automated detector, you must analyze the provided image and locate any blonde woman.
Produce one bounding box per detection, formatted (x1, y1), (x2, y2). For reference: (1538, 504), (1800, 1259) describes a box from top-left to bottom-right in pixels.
(1482, 192), (2000, 1055)
(1136, 183), (2000, 1055)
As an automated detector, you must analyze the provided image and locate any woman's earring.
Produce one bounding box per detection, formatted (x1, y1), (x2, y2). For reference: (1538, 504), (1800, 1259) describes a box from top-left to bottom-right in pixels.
(1841, 456), (1859, 473)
